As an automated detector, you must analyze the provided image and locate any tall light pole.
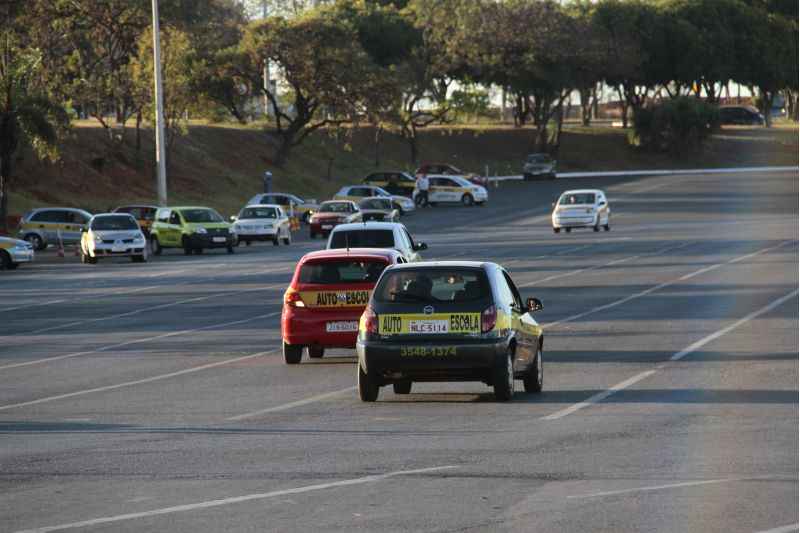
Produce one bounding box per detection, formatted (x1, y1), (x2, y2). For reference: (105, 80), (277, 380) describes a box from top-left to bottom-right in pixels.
(151, 0), (168, 206)
(262, 0), (271, 118)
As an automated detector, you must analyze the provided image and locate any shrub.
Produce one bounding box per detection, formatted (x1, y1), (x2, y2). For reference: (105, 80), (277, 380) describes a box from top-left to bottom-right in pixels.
(631, 96), (720, 154)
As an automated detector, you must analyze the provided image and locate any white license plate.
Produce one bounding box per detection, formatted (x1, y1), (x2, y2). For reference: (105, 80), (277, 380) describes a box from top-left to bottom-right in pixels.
(212, 236), (226, 243)
(408, 320), (449, 334)
(112, 246), (127, 252)
(322, 225), (333, 230)
(326, 321), (359, 333)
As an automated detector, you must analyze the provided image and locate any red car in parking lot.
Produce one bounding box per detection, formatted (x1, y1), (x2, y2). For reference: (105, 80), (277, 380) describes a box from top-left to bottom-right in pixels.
(281, 248), (406, 364)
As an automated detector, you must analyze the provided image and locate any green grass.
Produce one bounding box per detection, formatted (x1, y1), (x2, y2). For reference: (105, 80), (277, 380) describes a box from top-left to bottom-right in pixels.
(7, 120), (797, 220)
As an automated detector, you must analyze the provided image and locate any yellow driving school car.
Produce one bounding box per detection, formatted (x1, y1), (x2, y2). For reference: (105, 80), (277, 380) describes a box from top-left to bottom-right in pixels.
(0, 236), (34, 270)
(356, 261), (543, 402)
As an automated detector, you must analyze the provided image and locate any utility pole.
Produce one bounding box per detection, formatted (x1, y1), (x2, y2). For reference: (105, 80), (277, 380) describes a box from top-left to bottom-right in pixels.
(262, 0), (271, 118)
(151, 0), (167, 206)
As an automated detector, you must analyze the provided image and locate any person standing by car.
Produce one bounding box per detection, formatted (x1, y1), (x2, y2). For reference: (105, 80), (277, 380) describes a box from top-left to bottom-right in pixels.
(415, 173), (430, 207)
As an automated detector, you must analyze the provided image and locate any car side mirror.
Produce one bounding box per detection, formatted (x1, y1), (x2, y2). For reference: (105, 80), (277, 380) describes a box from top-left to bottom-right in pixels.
(526, 297), (543, 313)
(413, 242), (427, 251)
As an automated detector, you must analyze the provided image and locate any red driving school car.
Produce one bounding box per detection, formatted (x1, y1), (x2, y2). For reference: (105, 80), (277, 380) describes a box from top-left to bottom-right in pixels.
(282, 248), (406, 364)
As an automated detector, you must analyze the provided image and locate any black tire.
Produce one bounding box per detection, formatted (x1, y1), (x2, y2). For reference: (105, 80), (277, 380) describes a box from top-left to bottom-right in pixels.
(523, 346), (543, 393)
(194, 248), (203, 255)
(150, 236), (162, 256)
(244, 239), (251, 246)
(283, 342), (303, 364)
(393, 380), (412, 395)
(24, 233), (45, 251)
(523, 173), (532, 181)
(182, 237), (192, 255)
(131, 254), (145, 263)
(461, 193), (474, 207)
(493, 349), (515, 402)
(358, 364), (379, 402)
(548, 172), (557, 180)
(308, 346), (324, 359)
(553, 227), (561, 234)
(0, 250), (11, 270)
(227, 245), (234, 254)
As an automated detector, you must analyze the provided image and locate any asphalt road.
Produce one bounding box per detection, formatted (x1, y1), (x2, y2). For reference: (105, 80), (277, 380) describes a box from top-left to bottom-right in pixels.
(1, 170), (797, 533)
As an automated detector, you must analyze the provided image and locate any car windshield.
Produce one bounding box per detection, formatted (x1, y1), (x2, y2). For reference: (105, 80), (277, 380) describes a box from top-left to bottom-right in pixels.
(375, 268), (490, 303)
(559, 193), (596, 205)
(91, 215), (138, 231)
(450, 176), (473, 187)
(240, 207), (278, 219)
(373, 188), (391, 196)
(299, 259), (389, 284)
(180, 208), (224, 223)
(360, 199), (392, 210)
(320, 202), (351, 213)
(528, 154), (549, 163)
(329, 229), (394, 248)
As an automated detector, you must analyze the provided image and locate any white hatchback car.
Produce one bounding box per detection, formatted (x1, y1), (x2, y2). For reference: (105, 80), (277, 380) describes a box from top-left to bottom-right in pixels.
(551, 189), (611, 233)
(231, 204), (291, 246)
(326, 222), (427, 263)
(80, 213), (148, 263)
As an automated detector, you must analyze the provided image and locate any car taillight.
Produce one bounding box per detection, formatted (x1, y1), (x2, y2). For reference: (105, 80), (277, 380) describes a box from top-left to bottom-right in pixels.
(362, 305), (378, 334)
(284, 288), (305, 308)
(481, 304), (497, 333)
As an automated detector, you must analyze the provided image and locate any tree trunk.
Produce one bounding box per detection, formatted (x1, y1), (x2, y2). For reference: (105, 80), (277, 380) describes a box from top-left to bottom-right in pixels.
(579, 88), (592, 126)
(617, 87), (629, 129)
(406, 126), (419, 165)
(0, 149), (11, 235)
(373, 126), (382, 167)
(135, 110), (142, 152)
(760, 89), (774, 128)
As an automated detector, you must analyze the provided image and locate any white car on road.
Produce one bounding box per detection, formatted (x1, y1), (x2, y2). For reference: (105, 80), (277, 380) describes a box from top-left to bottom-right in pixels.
(231, 204), (291, 246)
(552, 189), (611, 233)
(80, 213), (148, 264)
(326, 222), (427, 263)
(413, 175), (488, 207)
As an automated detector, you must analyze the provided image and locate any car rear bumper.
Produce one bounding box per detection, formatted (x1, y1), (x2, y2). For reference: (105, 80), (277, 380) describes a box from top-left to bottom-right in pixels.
(282, 306), (364, 348)
(237, 230), (279, 240)
(357, 337), (507, 382)
(185, 234), (235, 248)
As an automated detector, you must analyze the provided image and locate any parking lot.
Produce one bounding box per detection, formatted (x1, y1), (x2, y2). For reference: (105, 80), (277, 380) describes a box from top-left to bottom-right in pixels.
(1, 170), (797, 533)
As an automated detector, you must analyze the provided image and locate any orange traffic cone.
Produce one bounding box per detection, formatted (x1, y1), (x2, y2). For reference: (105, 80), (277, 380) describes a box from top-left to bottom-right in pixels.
(56, 230), (65, 258)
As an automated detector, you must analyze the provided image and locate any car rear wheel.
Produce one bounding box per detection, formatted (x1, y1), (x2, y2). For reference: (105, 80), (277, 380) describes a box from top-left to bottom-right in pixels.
(358, 364), (379, 402)
(150, 237), (162, 256)
(308, 346), (324, 359)
(393, 381), (412, 395)
(493, 350), (515, 402)
(461, 194), (474, 207)
(0, 250), (13, 270)
(523, 347), (543, 393)
(226, 245), (235, 254)
(182, 237), (192, 255)
(131, 254), (147, 263)
(283, 342), (303, 364)
(24, 233), (45, 251)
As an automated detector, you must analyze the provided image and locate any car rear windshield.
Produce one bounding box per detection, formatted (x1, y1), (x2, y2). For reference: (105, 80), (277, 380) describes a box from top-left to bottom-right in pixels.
(559, 193), (596, 205)
(180, 208), (223, 223)
(240, 207), (278, 219)
(91, 215), (138, 231)
(375, 268), (490, 303)
(320, 202), (351, 213)
(299, 259), (388, 284)
(329, 229), (394, 249)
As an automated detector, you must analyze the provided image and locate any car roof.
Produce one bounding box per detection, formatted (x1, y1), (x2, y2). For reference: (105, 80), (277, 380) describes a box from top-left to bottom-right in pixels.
(242, 204), (281, 209)
(92, 212), (135, 218)
(115, 205), (158, 209)
(32, 207), (91, 214)
(331, 221), (402, 231)
(559, 189), (605, 195)
(167, 206), (218, 210)
(300, 248), (403, 262)
(386, 260), (495, 270)
(321, 199), (353, 205)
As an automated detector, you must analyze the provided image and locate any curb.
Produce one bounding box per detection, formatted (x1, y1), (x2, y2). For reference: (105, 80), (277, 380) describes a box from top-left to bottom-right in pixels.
(489, 165), (799, 182)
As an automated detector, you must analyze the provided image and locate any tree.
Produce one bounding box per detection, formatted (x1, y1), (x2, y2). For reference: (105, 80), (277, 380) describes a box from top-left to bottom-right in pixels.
(239, 10), (379, 166)
(0, 32), (69, 233)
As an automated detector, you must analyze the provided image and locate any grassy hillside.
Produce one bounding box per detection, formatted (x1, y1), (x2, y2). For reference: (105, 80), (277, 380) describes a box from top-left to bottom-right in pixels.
(7, 120), (798, 220)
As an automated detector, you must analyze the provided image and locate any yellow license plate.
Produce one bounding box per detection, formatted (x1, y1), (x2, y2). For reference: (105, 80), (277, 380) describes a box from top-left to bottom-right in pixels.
(300, 290), (371, 308)
(378, 313), (480, 335)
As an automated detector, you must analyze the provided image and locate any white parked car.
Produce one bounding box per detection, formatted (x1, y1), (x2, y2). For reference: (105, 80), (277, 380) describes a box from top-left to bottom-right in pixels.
(333, 185), (415, 215)
(551, 189), (611, 233)
(326, 222), (427, 263)
(80, 213), (148, 264)
(0, 236), (34, 270)
(413, 175), (488, 206)
(231, 204), (291, 246)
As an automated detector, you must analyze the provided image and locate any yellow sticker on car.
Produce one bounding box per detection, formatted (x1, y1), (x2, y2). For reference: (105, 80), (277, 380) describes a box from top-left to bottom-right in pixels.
(400, 346), (457, 357)
(300, 290), (371, 308)
(378, 313), (480, 335)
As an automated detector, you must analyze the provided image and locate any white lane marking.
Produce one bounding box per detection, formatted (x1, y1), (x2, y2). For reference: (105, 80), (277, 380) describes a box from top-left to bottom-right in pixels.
(752, 525), (799, 533)
(12, 465), (457, 533)
(0, 285), (168, 314)
(17, 284), (284, 336)
(226, 386), (357, 421)
(543, 288), (799, 420)
(568, 478), (736, 499)
(0, 299), (67, 313)
(0, 311), (280, 372)
(518, 241), (692, 288)
(545, 241), (792, 329)
(0, 347), (279, 412)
